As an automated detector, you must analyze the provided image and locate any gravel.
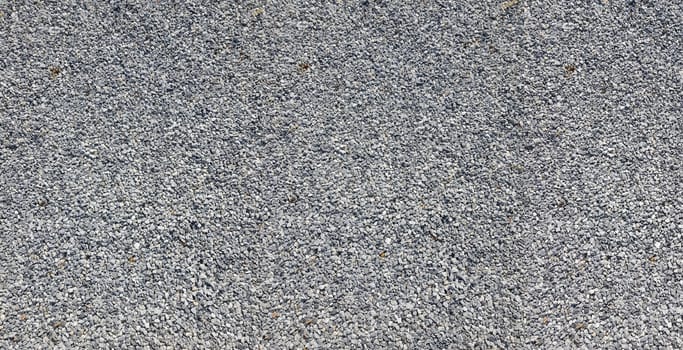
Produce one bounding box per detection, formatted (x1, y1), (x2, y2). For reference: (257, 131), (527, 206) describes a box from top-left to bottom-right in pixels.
(1, 0), (681, 348)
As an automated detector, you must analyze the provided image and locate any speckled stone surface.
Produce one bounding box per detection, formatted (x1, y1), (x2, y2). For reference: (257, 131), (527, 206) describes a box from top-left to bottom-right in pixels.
(1, 1), (681, 348)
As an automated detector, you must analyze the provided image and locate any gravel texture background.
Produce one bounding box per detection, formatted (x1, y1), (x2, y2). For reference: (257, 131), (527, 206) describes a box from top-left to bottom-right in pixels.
(1, 0), (681, 348)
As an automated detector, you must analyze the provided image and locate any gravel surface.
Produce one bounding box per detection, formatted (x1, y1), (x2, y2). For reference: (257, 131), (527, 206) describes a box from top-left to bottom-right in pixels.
(1, 0), (681, 348)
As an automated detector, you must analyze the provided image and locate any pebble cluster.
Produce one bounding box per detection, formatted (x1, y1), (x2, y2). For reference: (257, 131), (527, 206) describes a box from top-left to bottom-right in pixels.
(1, 0), (681, 348)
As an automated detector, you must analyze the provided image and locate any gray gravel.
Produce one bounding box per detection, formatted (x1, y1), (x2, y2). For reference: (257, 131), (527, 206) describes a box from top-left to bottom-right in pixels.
(1, 0), (682, 348)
